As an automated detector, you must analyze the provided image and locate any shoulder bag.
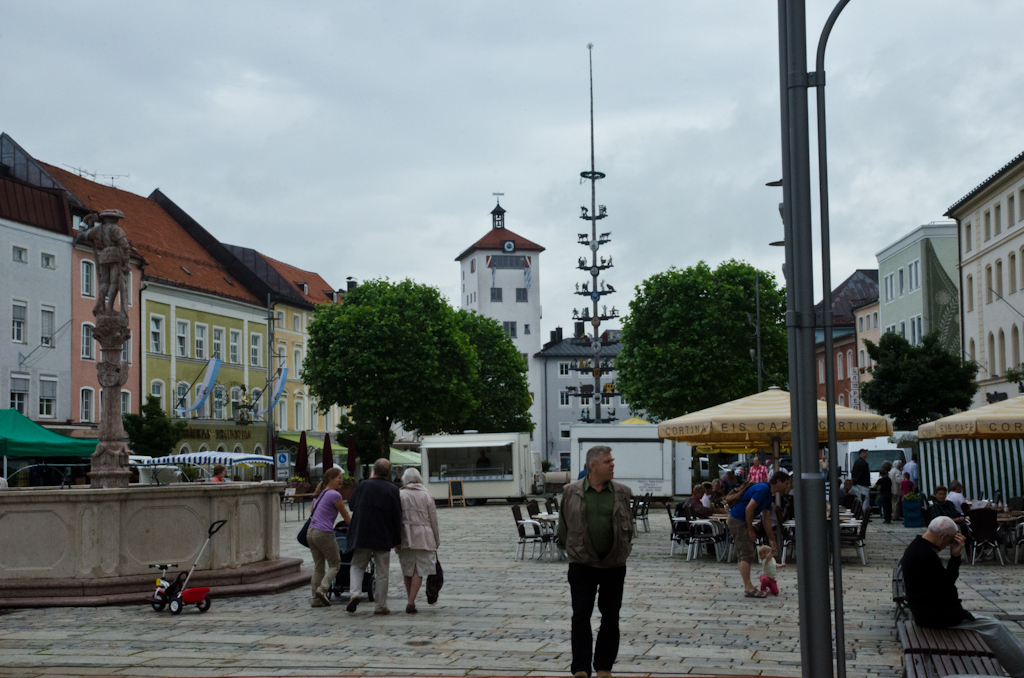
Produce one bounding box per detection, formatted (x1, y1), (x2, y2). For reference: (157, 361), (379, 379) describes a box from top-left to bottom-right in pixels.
(297, 494), (325, 548)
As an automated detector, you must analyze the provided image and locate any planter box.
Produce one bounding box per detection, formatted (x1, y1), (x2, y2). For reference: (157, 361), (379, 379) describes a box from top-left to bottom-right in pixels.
(902, 498), (923, 528)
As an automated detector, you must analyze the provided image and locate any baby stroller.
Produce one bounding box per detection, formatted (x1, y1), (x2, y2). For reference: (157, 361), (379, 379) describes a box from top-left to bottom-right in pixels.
(327, 522), (375, 602)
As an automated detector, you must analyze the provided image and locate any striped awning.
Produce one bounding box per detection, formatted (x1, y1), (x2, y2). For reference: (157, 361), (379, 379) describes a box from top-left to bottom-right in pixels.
(918, 395), (1024, 439)
(139, 452), (274, 467)
(919, 438), (1024, 500)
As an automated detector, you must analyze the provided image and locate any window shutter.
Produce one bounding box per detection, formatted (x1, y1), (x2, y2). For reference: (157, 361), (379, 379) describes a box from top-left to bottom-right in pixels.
(40, 380), (57, 399)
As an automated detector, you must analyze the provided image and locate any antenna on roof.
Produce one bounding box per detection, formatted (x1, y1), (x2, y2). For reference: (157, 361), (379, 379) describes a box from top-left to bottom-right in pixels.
(63, 165), (97, 180)
(99, 173), (130, 187)
(492, 192), (504, 205)
(61, 164), (129, 187)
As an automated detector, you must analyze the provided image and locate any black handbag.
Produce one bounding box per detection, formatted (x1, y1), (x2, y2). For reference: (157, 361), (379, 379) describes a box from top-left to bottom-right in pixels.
(297, 495), (324, 547)
(425, 557), (444, 604)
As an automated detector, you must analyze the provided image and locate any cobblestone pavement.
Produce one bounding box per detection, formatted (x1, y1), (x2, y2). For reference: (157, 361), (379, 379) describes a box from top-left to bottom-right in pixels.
(2, 502), (1022, 678)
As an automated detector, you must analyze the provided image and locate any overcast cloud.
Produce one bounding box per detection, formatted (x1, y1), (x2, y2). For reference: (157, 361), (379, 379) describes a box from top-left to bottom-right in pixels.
(3, 1), (1023, 335)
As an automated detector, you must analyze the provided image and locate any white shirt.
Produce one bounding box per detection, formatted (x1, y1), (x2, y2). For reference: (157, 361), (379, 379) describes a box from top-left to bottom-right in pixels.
(700, 494), (711, 508)
(947, 491), (967, 514)
(904, 460), (918, 486)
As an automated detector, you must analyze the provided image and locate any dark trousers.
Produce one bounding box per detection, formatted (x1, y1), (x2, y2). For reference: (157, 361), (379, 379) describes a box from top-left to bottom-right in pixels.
(568, 563), (626, 676)
(880, 494), (892, 523)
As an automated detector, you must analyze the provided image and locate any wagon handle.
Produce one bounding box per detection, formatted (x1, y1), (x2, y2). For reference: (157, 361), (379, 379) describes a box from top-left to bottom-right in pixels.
(208, 520), (227, 537)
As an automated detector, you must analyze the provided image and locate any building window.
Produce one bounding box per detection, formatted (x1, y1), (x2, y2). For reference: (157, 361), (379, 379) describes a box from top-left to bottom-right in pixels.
(907, 260), (920, 292)
(151, 380), (164, 409)
(175, 382), (189, 417)
(872, 311), (878, 328)
(41, 253), (55, 269)
(1010, 196), (1016, 227)
(292, 315), (300, 332)
(12, 246), (27, 263)
(969, 338), (976, 362)
(12, 303), (26, 342)
(965, 223), (972, 252)
(295, 400), (303, 431)
(276, 311), (284, 328)
(838, 393), (845, 407)
(986, 266), (993, 304)
(521, 352), (529, 364)
(503, 321), (517, 338)
(310, 402), (319, 432)
(837, 352), (844, 381)
(490, 255), (527, 269)
(1012, 253), (1018, 294)
(996, 204), (1002, 235)
(884, 273), (894, 302)
(860, 349), (865, 366)
(524, 324), (531, 335)
(250, 333), (261, 366)
(999, 330), (1007, 376)
(80, 388), (94, 423)
(195, 325), (206, 360)
(847, 349), (854, 378)
(967, 275), (974, 312)
(516, 288), (528, 302)
(10, 375), (28, 414)
(277, 397), (287, 428)
(81, 261), (95, 297)
(898, 269), (905, 296)
(294, 348), (302, 374)
(900, 321), (906, 338)
(213, 385), (225, 420)
(1014, 326), (1021, 368)
(38, 378), (56, 418)
(817, 358), (824, 384)
(41, 308), (54, 347)
(121, 338), (131, 363)
(997, 260), (1004, 298)
(559, 362), (570, 376)
(230, 330), (240, 363)
(81, 324), (94, 360)
(910, 315), (919, 345)
(150, 316), (163, 353)
(985, 210), (992, 240)
(491, 288), (503, 302)
(121, 391), (130, 416)
(176, 321), (188, 357)
(560, 428), (571, 438)
(560, 391), (571, 406)
(212, 328), (223, 360)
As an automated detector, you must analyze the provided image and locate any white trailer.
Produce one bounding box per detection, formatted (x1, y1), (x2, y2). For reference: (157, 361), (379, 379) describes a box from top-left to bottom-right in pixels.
(569, 424), (688, 499)
(419, 432), (534, 504)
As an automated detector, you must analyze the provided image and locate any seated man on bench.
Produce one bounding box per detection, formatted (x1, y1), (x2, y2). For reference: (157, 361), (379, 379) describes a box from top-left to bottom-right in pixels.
(902, 516), (1024, 677)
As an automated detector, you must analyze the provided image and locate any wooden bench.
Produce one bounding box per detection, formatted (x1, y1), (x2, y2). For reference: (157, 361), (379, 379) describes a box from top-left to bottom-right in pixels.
(892, 563), (909, 626)
(896, 620), (1005, 677)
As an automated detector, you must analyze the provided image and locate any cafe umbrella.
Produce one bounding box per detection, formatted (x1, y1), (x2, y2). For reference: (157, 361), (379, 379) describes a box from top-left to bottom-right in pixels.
(295, 431), (309, 479)
(322, 432), (334, 472)
(918, 395), (1024, 440)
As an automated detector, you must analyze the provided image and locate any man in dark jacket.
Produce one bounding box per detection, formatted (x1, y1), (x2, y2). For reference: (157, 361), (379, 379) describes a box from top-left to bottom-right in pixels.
(902, 516), (1024, 676)
(346, 458), (403, 615)
(557, 446), (632, 678)
(850, 448), (871, 514)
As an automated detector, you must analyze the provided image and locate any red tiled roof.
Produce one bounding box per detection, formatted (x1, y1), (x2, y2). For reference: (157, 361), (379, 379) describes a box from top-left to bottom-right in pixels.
(41, 163), (259, 304)
(0, 174), (72, 236)
(260, 253), (338, 305)
(455, 227), (545, 261)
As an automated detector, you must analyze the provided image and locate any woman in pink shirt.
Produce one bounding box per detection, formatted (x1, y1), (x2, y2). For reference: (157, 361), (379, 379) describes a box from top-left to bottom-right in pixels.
(900, 472), (915, 498)
(307, 468), (353, 608)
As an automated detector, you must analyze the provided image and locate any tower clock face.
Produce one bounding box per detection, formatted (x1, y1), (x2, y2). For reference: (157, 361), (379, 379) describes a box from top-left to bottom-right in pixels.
(502, 240), (515, 253)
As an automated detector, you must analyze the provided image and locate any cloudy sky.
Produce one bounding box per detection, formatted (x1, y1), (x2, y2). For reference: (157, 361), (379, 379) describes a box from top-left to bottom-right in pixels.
(4, 1), (1024, 335)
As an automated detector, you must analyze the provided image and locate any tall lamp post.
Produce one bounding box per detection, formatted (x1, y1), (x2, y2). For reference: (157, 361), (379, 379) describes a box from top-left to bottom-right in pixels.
(777, 1), (852, 677)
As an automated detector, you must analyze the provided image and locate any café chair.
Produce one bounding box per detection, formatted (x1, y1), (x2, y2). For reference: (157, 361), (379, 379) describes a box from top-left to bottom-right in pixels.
(511, 504), (551, 561)
(966, 508), (1005, 565)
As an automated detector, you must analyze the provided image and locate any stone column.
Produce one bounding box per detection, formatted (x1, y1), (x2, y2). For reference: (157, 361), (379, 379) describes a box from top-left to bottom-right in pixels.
(89, 311), (132, 488)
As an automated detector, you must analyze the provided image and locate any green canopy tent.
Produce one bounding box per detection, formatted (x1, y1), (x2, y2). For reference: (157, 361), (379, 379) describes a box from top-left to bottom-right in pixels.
(0, 409), (98, 458)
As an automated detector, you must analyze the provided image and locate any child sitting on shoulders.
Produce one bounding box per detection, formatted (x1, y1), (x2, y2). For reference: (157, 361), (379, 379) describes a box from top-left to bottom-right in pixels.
(758, 545), (784, 595)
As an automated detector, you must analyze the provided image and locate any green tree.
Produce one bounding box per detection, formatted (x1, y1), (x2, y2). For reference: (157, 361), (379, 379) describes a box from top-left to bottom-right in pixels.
(455, 309), (534, 433)
(303, 278), (477, 458)
(615, 260), (787, 421)
(860, 331), (979, 430)
(123, 395), (188, 457)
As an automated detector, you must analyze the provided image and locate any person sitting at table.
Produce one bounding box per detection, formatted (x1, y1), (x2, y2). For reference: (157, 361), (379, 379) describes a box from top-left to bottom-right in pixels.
(210, 465), (227, 483)
(837, 478), (853, 504)
(700, 482), (714, 508)
(677, 486), (712, 519)
(929, 486), (967, 523)
(721, 471), (737, 495)
(946, 481), (969, 514)
(708, 478), (724, 507)
(902, 516), (1024, 677)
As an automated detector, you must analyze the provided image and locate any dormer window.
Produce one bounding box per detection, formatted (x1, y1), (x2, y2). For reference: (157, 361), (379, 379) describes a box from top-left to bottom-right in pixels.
(295, 282), (308, 294)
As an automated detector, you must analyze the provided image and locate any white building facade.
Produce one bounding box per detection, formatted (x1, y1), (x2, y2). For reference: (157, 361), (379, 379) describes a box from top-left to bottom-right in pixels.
(947, 151), (1024, 407)
(456, 202), (544, 451)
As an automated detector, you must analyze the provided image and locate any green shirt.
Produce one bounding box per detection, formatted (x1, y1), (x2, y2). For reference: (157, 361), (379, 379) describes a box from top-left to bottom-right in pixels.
(557, 476), (616, 558)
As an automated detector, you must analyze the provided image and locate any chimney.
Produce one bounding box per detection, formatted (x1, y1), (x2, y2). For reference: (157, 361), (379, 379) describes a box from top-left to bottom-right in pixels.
(575, 322), (584, 338)
(347, 279), (357, 291)
(550, 330), (557, 344)
(556, 326), (563, 342)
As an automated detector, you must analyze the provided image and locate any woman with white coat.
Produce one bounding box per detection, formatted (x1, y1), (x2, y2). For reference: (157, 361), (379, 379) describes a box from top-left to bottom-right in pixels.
(398, 467), (440, 613)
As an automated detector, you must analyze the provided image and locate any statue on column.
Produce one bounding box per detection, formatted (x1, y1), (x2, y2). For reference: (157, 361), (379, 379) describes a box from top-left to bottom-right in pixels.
(78, 209), (133, 488)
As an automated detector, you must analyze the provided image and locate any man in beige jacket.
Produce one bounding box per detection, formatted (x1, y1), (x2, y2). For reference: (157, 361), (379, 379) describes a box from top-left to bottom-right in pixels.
(556, 446), (633, 678)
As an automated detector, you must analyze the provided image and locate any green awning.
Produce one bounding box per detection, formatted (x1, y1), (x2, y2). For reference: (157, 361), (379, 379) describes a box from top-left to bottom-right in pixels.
(0, 410), (99, 458)
(390, 448), (421, 466)
(275, 433), (420, 466)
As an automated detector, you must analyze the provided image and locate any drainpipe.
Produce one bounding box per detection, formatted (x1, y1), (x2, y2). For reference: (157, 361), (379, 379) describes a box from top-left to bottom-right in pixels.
(955, 217), (966, 362)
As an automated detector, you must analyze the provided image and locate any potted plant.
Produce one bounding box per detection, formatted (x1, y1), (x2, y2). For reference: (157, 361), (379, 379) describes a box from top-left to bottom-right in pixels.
(541, 460), (553, 473)
(902, 491), (923, 528)
(287, 476), (313, 496)
(340, 474), (357, 500)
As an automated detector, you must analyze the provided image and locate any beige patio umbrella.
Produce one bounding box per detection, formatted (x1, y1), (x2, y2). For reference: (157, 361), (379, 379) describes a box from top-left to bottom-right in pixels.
(658, 387), (892, 463)
(917, 395), (1024, 439)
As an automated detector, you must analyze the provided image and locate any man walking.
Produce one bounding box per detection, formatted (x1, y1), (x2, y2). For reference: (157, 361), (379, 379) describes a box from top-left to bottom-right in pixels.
(345, 458), (402, 615)
(557, 446), (633, 678)
(727, 471), (791, 598)
(902, 516), (1024, 676)
(850, 448), (871, 514)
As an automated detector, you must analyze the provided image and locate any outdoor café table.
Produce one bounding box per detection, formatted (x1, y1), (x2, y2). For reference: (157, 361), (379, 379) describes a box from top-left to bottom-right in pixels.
(533, 513), (565, 560)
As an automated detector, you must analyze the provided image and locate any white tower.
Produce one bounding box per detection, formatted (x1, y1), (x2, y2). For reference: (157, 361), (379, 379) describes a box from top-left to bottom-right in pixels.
(456, 200), (544, 450)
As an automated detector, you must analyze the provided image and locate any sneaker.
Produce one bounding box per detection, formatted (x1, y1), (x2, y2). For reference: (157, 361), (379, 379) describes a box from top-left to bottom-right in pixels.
(406, 604), (417, 614)
(311, 596), (329, 608)
(346, 596), (360, 613)
(373, 607), (390, 615)
(314, 589), (331, 607)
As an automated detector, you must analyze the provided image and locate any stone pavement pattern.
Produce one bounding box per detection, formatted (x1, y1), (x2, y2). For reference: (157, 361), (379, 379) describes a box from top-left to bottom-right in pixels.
(2, 502), (1022, 678)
